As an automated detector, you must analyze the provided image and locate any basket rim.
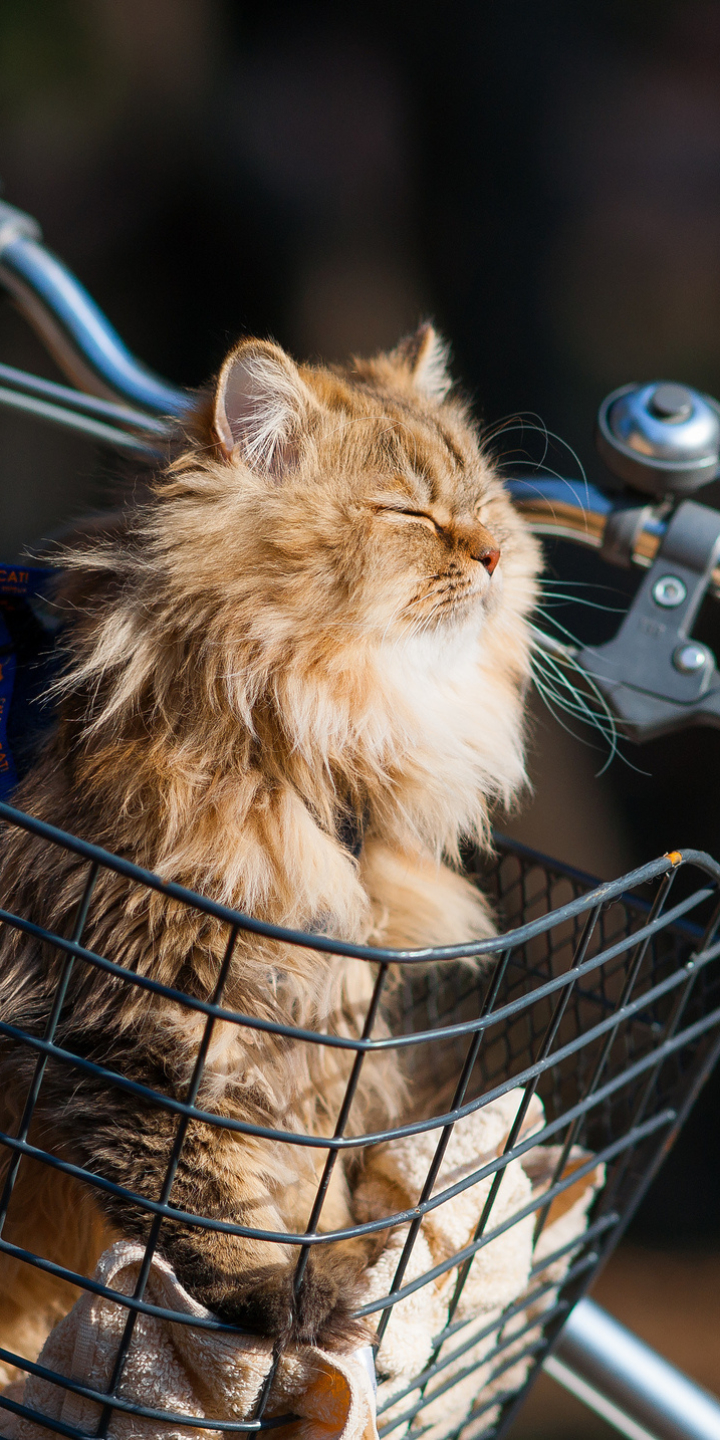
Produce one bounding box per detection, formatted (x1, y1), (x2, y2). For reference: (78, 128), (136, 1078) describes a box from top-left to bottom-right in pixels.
(0, 799), (715, 963)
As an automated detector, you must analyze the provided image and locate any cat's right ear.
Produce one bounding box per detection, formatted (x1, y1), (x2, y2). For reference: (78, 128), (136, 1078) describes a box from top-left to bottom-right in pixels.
(213, 340), (313, 478)
(391, 323), (452, 402)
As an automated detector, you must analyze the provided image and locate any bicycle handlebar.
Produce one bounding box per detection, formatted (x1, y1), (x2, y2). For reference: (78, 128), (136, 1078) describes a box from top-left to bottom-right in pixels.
(507, 476), (657, 554)
(506, 477), (720, 600)
(508, 475), (720, 741)
(0, 199), (190, 420)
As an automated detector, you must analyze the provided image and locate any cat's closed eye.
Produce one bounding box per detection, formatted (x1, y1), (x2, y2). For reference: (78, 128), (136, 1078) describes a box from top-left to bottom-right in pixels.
(374, 505), (442, 535)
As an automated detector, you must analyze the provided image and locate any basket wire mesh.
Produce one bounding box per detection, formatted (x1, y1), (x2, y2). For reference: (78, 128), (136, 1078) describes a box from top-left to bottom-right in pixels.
(0, 799), (719, 1440)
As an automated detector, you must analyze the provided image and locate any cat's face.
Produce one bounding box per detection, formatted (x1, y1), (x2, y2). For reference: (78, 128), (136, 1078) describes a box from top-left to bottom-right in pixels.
(325, 390), (506, 643)
(175, 324), (538, 662)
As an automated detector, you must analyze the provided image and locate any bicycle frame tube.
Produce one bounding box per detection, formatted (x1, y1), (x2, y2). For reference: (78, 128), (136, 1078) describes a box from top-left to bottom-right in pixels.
(549, 1298), (720, 1440)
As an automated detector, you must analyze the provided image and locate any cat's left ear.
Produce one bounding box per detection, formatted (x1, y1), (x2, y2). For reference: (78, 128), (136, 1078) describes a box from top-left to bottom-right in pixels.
(213, 339), (314, 477)
(391, 322), (452, 401)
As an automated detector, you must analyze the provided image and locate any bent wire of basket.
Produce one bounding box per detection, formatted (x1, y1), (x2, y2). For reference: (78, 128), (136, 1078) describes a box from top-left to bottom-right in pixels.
(0, 800), (718, 1440)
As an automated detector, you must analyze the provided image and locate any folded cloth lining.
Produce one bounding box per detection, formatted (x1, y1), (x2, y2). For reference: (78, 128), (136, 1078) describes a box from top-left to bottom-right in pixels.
(3, 1089), (604, 1440)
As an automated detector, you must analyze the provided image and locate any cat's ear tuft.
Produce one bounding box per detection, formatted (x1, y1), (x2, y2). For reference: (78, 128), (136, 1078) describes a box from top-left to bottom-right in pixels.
(213, 340), (311, 477)
(393, 323), (452, 401)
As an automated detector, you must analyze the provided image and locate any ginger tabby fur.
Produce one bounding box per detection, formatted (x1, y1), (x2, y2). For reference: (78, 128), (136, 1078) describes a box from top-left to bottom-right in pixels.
(0, 325), (540, 1380)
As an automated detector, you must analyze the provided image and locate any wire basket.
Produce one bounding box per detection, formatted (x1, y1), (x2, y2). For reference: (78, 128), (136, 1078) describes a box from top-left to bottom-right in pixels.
(0, 800), (719, 1440)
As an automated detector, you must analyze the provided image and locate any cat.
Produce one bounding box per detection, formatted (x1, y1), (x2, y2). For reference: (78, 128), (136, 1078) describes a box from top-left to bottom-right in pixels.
(0, 323), (540, 1378)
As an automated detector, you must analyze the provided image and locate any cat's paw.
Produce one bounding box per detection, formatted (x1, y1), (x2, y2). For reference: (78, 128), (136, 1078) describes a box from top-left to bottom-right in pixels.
(293, 1246), (374, 1350)
(213, 1247), (373, 1351)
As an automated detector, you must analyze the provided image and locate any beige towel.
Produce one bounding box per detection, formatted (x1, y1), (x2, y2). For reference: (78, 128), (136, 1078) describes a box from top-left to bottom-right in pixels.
(5, 1243), (378, 1440)
(356, 1089), (544, 1373)
(454, 1145), (606, 1440)
(357, 1095), (604, 1440)
(356, 1089), (544, 1440)
(4, 1091), (604, 1440)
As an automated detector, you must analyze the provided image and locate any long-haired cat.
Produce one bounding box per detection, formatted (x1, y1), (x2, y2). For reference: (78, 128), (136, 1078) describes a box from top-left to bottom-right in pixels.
(0, 324), (539, 1379)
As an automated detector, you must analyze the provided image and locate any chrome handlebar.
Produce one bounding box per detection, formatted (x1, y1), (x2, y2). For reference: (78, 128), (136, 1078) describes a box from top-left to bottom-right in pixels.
(0, 199), (190, 421)
(507, 477), (658, 557)
(506, 477), (720, 600)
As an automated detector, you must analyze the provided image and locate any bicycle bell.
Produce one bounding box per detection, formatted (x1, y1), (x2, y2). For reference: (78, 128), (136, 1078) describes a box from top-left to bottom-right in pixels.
(596, 381), (720, 497)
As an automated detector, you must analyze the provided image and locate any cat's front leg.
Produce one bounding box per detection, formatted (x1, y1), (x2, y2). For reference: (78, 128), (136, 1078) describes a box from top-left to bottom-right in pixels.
(360, 839), (496, 951)
(195, 1233), (376, 1351)
(161, 1124), (375, 1348)
(55, 1080), (373, 1350)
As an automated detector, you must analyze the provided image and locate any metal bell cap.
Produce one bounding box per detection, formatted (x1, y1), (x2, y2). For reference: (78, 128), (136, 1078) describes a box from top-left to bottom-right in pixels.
(596, 381), (720, 496)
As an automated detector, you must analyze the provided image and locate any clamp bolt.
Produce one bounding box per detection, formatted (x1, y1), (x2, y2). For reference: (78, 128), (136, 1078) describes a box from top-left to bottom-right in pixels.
(673, 643), (709, 674)
(653, 574), (687, 608)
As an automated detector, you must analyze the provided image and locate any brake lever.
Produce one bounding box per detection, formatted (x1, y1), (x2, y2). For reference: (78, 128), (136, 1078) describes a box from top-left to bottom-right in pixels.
(512, 378), (720, 741)
(579, 498), (720, 741)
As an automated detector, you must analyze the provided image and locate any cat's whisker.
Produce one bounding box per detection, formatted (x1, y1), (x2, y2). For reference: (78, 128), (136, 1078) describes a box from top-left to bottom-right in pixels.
(537, 593), (626, 614)
(530, 636), (648, 777)
(482, 414), (553, 462)
(540, 578), (620, 589)
(499, 466), (589, 530)
(531, 659), (618, 752)
(531, 669), (615, 759)
(529, 620), (622, 771)
(530, 625), (605, 704)
(533, 666), (616, 744)
(532, 608), (603, 651)
(486, 411), (591, 513)
(539, 672), (621, 773)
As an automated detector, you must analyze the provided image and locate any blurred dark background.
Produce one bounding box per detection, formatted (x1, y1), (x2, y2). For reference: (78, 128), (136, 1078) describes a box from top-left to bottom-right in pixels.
(1, 2), (719, 1431)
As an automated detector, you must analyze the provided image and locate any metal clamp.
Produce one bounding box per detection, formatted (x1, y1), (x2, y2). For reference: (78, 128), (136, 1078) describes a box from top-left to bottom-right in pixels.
(579, 500), (720, 741)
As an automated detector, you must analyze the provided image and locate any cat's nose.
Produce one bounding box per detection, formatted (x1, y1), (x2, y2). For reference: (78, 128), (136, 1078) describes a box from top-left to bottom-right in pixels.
(471, 524), (501, 575)
(477, 545), (500, 575)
